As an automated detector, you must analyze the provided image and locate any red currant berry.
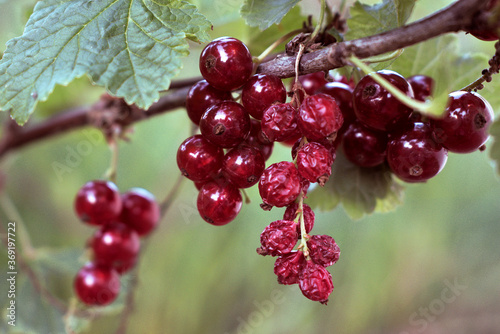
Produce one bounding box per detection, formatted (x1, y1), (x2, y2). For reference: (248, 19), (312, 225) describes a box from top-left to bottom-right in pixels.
(74, 263), (120, 306)
(299, 260), (333, 304)
(261, 103), (300, 142)
(387, 122), (448, 182)
(353, 70), (414, 132)
(120, 188), (160, 237)
(199, 37), (253, 91)
(297, 93), (344, 141)
(468, 0), (500, 41)
(200, 101), (251, 148)
(222, 145), (265, 188)
(342, 121), (388, 167)
(430, 91), (494, 153)
(242, 74), (287, 120)
(274, 251), (306, 285)
(197, 181), (242, 225)
(185, 80), (232, 125)
(74, 180), (122, 226)
(296, 142), (334, 186)
(259, 161), (301, 209)
(307, 235), (340, 267)
(316, 82), (356, 126)
(244, 119), (274, 161)
(283, 202), (315, 236)
(407, 75), (434, 102)
(176, 135), (224, 182)
(257, 220), (298, 256)
(299, 72), (329, 95)
(91, 222), (141, 274)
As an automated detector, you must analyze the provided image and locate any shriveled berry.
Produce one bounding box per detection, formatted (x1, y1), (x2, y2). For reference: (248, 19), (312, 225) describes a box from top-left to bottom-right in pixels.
(307, 235), (340, 267)
(121, 188), (160, 237)
(261, 103), (300, 142)
(259, 161), (301, 209)
(242, 74), (287, 120)
(74, 263), (120, 306)
(297, 93), (344, 141)
(257, 220), (298, 256)
(299, 260), (334, 304)
(222, 145), (265, 188)
(74, 180), (122, 226)
(185, 80), (233, 125)
(176, 135), (224, 182)
(296, 142), (334, 186)
(316, 82), (355, 127)
(197, 181), (242, 225)
(283, 202), (315, 236)
(200, 101), (251, 148)
(274, 251), (306, 285)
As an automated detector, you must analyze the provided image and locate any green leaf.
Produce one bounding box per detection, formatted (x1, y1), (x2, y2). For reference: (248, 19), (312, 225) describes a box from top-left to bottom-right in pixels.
(344, 0), (415, 41)
(489, 118), (500, 177)
(240, 0), (301, 31)
(390, 35), (490, 117)
(307, 152), (404, 220)
(0, 0), (211, 125)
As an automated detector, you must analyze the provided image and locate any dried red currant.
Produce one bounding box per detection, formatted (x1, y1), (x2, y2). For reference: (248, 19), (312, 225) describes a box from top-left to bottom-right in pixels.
(307, 235), (340, 267)
(274, 251), (306, 285)
(297, 93), (344, 141)
(259, 161), (301, 209)
(296, 142), (334, 186)
(261, 103), (300, 142)
(283, 202), (315, 236)
(257, 220), (298, 256)
(299, 260), (334, 304)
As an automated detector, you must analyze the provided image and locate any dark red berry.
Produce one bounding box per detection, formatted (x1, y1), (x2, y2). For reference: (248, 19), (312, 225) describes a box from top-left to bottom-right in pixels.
(307, 235), (340, 267)
(199, 37), (253, 91)
(120, 188), (160, 237)
(407, 75), (434, 102)
(299, 72), (329, 95)
(185, 80), (232, 125)
(176, 135), (224, 182)
(353, 70), (414, 132)
(74, 263), (120, 306)
(257, 220), (298, 256)
(197, 181), (242, 225)
(74, 180), (122, 226)
(296, 142), (334, 186)
(274, 251), (306, 285)
(316, 82), (356, 127)
(242, 74), (287, 120)
(222, 145), (265, 188)
(244, 119), (274, 161)
(261, 103), (300, 142)
(283, 202), (315, 236)
(342, 121), (388, 167)
(91, 222), (141, 274)
(200, 101), (251, 148)
(430, 91), (494, 153)
(299, 260), (333, 304)
(468, 0), (500, 41)
(387, 122), (448, 183)
(297, 93), (344, 141)
(259, 162), (301, 209)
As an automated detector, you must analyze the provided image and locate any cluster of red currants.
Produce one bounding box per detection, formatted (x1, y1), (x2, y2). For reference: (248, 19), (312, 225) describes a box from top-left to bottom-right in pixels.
(73, 180), (160, 306)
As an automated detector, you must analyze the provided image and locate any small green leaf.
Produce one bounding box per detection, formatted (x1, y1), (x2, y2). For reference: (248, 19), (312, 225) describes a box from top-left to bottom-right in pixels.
(345, 0), (415, 41)
(0, 0), (212, 125)
(489, 118), (500, 176)
(307, 152), (404, 220)
(240, 0), (301, 31)
(35, 247), (85, 275)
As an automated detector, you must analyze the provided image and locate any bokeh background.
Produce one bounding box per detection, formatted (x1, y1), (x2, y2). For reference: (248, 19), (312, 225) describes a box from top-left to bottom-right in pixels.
(0, 0), (499, 333)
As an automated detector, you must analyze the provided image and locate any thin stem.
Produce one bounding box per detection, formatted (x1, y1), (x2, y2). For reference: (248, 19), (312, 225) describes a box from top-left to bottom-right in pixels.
(297, 192), (310, 259)
(241, 189), (251, 205)
(159, 173), (185, 217)
(105, 135), (120, 184)
(310, 0), (327, 41)
(256, 28), (307, 63)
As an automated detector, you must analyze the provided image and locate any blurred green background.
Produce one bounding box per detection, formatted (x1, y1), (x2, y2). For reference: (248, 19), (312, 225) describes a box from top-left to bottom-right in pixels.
(1, 0), (499, 333)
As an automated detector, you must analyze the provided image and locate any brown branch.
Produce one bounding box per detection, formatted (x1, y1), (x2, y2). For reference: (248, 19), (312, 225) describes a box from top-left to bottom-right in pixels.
(0, 0), (491, 159)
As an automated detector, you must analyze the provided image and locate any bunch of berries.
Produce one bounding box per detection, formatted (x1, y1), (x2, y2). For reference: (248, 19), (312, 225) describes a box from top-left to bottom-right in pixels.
(73, 180), (160, 306)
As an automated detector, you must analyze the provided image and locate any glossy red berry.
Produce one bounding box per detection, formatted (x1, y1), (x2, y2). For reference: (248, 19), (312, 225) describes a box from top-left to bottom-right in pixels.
(299, 260), (334, 304)
(75, 180), (122, 226)
(342, 121), (388, 167)
(197, 181), (242, 225)
(185, 80), (232, 125)
(296, 142), (334, 185)
(353, 70), (414, 132)
(283, 202), (315, 236)
(298, 72), (329, 95)
(259, 161), (301, 209)
(430, 91), (494, 153)
(120, 188), (160, 237)
(387, 122), (448, 183)
(177, 135), (224, 182)
(242, 74), (287, 120)
(244, 119), (274, 161)
(274, 251), (306, 285)
(199, 37), (253, 91)
(257, 220), (298, 256)
(307, 235), (340, 267)
(407, 75), (434, 102)
(297, 93), (344, 141)
(222, 145), (265, 188)
(74, 263), (120, 306)
(91, 222), (141, 274)
(261, 103), (300, 142)
(200, 101), (251, 148)
(316, 82), (356, 127)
